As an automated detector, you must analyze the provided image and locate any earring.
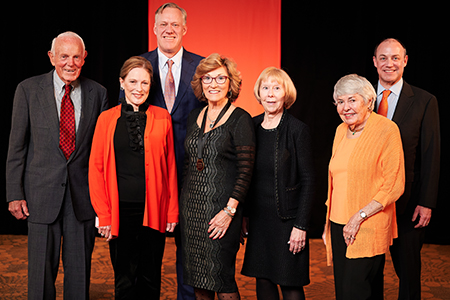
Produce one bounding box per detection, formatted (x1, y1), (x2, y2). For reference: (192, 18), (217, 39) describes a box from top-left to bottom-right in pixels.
(228, 90), (232, 99)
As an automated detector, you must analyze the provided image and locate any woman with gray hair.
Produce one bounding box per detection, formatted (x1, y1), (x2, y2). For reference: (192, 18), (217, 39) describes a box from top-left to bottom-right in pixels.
(322, 74), (405, 299)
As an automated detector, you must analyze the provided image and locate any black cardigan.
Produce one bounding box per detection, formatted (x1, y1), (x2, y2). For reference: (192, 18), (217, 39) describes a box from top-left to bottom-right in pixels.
(249, 110), (315, 230)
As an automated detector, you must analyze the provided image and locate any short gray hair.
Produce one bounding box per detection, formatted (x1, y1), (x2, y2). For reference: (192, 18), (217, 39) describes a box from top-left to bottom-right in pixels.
(50, 31), (86, 54)
(333, 74), (376, 109)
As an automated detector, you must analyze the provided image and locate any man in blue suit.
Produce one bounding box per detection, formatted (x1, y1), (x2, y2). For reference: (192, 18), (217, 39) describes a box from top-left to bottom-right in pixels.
(139, 3), (204, 299)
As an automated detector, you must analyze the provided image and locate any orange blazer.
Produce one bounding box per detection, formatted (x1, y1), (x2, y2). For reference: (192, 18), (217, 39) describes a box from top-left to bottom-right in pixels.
(325, 113), (405, 265)
(89, 104), (178, 237)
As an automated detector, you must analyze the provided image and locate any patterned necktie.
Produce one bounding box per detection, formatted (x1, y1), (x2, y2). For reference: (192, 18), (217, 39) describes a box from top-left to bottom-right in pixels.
(164, 59), (175, 113)
(59, 84), (75, 160)
(378, 90), (391, 117)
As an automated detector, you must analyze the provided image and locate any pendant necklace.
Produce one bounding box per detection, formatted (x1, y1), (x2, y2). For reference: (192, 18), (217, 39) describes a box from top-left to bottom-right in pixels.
(349, 126), (364, 135)
(196, 101), (231, 171)
(206, 114), (217, 129)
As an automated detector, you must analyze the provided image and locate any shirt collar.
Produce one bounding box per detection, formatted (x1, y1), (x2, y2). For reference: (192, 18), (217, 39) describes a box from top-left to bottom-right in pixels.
(377, 78), (403, 97)
(53, 70), (80, 93)
(157, 47), (183, 69)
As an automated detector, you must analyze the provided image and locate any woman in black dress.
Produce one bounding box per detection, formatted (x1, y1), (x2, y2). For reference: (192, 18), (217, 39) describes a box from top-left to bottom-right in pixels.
(241, 67), (315, 300)
(180, 53), (255, 300)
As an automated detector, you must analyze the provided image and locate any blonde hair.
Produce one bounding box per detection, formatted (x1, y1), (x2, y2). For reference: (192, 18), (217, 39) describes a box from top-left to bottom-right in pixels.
(155, 2), (187, 25)
(254, 67), (297, 109)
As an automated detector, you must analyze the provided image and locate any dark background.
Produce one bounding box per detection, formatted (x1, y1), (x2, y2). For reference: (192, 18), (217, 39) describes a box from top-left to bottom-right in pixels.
(1, 2), (448, 244)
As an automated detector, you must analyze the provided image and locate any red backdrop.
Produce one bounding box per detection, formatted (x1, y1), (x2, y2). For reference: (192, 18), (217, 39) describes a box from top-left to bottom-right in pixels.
(148, 0), (281, 116)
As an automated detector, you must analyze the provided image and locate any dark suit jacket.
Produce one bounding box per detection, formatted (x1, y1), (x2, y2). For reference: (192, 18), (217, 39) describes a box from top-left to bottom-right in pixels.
(141, 49), (204, 186)
(6, 70), (109, 224)
(377, 81), (440, 215)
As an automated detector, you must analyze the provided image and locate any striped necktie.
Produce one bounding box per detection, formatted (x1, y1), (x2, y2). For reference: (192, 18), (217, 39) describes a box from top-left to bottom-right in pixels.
(164, 59), (175, 113)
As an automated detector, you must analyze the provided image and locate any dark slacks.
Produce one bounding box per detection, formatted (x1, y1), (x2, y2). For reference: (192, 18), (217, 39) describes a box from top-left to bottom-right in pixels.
(174, 225), (195, 300)
(389, 213), (426, 300)
(27, 192), (96, 300)
(109, 202), (166, 300)
(331, 222), (385, 300)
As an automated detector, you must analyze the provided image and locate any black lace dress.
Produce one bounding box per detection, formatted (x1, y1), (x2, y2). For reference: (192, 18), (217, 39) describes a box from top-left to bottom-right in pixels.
(180, 107), (255, 293)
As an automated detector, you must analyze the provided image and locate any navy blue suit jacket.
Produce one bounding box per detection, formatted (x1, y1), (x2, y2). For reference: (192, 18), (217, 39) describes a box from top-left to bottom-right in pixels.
(141, 49), (204, 187)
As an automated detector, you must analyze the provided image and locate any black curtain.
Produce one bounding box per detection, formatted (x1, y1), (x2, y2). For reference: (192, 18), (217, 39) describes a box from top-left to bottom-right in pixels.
(1, 1), (149, 234)
(2, 2), (448, 244)
(281, 2), (449, 244)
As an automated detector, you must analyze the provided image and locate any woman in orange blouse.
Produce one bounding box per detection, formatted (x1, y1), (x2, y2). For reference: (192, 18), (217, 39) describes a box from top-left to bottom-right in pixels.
(322, 74), (405, 300)
(89, 56), (178, 299)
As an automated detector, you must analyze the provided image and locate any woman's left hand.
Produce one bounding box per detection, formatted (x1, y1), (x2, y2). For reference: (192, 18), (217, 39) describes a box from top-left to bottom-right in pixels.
(166, 223), (178, 233)
(208, 210), (232, 240)
(288, 227), (307, 255)
(343, 213), (362, 246)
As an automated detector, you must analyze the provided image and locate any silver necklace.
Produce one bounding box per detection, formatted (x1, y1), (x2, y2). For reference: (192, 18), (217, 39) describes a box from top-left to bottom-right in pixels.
(206, 114), (217, 128)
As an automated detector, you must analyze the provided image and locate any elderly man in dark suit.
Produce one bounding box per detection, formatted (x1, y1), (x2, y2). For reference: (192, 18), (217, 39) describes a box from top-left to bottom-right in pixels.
(118, 3), (204, 299)
(373, 38), (440, 300)
(6, 31), (109, 299)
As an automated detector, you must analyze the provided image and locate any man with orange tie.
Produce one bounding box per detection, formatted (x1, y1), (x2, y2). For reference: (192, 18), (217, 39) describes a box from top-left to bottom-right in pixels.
(373, 38), (440, 300)
(6, 32), (108, 299)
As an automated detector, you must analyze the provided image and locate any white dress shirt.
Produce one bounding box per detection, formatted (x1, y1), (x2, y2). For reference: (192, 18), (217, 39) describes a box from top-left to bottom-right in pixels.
(158, 47), (183, 96)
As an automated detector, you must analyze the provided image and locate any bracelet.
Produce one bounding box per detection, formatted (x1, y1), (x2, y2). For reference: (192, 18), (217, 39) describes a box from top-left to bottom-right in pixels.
(223, 208), (234, 219)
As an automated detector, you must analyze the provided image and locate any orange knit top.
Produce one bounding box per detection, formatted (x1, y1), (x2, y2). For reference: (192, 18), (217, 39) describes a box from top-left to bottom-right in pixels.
(329, 136), (358, 224)
(324, 113), (405, 265)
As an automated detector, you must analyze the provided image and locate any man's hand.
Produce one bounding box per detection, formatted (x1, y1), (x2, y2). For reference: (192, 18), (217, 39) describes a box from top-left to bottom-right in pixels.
(412, 205), (432, 228)
(8, 200), (30, 220)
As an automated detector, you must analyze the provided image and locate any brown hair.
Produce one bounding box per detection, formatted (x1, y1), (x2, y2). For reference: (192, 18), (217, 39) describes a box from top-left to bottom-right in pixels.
(191, 53), (241, 103)
(120, 56), (153, 81)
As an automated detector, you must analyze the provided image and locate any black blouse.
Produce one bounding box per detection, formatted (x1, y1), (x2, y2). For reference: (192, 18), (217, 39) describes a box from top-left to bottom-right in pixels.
(113, 100), (148, 203)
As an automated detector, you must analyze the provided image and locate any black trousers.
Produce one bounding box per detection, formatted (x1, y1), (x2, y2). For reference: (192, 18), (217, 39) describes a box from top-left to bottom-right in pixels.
(389, 212), (426, 300)
(109, 202), (166, 300)
(330, 222), (385, 300)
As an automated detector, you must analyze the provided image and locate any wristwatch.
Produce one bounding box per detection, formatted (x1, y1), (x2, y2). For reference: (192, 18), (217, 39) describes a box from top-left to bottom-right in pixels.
(359, 209), (367, 220)
(227, 206), (236, 214)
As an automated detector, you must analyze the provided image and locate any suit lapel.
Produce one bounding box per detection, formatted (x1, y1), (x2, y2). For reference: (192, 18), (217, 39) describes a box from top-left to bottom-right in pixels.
(146, 51), (166, 109)
(171, 51), (196, 114)
(392, 81), (415, 124)
(74, 78), (95, 155)
(37, 71), (62, 153)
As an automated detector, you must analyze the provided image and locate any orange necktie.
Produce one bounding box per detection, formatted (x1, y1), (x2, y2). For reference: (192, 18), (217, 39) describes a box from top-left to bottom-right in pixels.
(378, 90), (391, 117)
(164, 60), (175, 113)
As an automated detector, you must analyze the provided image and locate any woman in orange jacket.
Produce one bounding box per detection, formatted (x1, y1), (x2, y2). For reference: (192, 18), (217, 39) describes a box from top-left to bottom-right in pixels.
(89, 56), (178, 299)
(322, 74), (405, 300)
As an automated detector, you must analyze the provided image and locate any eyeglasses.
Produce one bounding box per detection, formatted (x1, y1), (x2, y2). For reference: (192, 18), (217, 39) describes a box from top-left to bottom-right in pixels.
(201, 75), (228, 85)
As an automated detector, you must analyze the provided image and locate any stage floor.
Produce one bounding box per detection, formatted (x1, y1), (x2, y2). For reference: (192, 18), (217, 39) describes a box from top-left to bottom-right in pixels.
(1, 235), (449, 299)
